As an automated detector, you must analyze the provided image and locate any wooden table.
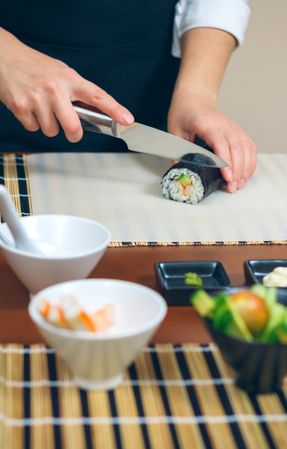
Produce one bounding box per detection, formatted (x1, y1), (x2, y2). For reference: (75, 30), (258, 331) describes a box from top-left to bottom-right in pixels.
(0, 244), (286, 344)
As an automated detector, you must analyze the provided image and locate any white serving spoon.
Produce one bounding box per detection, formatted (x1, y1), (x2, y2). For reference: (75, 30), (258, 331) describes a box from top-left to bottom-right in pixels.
(0, 185), (44, 254)
(0, 186), (75, 257)
(0, 185), (72, 257)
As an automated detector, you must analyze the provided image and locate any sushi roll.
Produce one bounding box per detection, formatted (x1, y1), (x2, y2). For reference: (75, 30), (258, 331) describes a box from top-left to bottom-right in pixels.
(161, 158), (224, 205)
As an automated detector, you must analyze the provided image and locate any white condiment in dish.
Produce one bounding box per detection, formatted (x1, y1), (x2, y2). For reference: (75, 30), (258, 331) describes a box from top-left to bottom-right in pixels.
(263, 267), (287, 287)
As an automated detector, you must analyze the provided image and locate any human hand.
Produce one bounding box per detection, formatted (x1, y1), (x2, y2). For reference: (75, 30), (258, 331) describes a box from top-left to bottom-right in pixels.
(0, 28), (134, 142)
(168, 90), (257, 193)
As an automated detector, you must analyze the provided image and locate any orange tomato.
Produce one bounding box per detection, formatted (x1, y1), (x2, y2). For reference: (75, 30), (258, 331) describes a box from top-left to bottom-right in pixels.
(230, 291), (269, 334)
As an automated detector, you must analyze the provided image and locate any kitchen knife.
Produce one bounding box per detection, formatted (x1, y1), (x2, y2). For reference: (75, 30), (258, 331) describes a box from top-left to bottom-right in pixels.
(73, 104), (228, 168)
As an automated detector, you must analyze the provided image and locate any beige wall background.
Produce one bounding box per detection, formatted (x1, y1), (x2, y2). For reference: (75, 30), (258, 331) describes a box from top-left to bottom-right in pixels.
(219, 0), (286, 153)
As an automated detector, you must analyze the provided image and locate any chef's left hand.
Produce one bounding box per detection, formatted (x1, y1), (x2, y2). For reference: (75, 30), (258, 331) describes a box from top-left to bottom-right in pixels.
(168, 91), (257, 193)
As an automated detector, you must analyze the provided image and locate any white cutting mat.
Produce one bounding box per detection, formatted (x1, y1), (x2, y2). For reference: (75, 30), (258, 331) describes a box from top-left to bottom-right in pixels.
(27, 152), (287, 244)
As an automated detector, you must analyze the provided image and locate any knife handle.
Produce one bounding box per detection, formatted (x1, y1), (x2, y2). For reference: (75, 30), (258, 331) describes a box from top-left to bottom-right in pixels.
(73, 102), (121, 137)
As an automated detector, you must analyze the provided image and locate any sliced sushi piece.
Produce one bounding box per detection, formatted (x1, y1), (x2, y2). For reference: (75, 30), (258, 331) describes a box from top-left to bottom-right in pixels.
(161, 157), (224, 204)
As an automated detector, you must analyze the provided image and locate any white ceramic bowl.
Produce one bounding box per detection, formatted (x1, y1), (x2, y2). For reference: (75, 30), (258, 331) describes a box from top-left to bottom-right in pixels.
(29, 279), (167, 390)
(0, 215), (111, 293)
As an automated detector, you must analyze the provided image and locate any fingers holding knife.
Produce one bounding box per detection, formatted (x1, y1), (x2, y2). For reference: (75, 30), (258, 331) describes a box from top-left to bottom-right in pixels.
(0, 32), (134, 143)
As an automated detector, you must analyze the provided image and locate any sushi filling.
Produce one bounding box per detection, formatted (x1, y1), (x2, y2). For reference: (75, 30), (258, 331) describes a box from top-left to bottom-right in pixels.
(161, 168), (204, 204)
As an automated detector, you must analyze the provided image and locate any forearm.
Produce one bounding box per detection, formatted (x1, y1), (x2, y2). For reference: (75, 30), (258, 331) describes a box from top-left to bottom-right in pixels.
(168, 27), (256, 191)
(173, 27), (236, 105)
(0, 27), (21, 54)
(0, 28), (22, 68)
(0, 26), (14, 40)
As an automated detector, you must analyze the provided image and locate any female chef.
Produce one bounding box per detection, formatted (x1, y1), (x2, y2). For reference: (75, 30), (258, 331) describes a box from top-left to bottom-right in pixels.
(0, 0), (256, 192)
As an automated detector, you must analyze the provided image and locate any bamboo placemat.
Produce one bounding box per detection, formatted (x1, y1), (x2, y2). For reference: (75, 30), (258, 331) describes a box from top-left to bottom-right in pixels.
(1, 343), (287, 449)
(1, 153), (287, 246)
(23, 152), (287, 246)
(0, 154), (32, 217)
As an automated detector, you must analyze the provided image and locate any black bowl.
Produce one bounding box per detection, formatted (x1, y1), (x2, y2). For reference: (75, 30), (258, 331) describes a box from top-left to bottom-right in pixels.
(204, 287), (287, 394)
(207, 321), (287, 394)
(155, 261), (230, 305)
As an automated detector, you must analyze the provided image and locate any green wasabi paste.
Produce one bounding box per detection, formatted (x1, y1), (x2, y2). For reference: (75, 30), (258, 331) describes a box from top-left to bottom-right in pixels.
(184, 272), (203, 287)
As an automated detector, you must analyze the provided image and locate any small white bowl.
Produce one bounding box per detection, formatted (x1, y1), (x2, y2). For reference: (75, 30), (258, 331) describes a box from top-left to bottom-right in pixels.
(29, 279), (167, 390)
(0, 215), (111, 293)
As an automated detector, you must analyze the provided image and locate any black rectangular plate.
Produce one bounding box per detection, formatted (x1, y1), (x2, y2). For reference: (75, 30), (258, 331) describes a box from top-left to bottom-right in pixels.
(155, 261), (230, 306)
(244, 259), (287, 304)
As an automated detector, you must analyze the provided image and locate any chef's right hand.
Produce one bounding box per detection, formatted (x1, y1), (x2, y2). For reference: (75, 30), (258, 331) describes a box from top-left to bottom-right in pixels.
(0, 28), (134, 142)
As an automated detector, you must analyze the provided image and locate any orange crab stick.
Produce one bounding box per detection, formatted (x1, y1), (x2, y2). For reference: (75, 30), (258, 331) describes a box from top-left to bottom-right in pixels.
(92, 304), (114, 331)
(38, 299), (67, 328)
(39, 299), (51, 318)
(58, 296), (92, 331)
(39, 296), (114, 333)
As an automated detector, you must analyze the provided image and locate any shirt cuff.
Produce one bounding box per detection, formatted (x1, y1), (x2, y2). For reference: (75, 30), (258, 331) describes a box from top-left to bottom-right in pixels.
(172, 0), (250, 58)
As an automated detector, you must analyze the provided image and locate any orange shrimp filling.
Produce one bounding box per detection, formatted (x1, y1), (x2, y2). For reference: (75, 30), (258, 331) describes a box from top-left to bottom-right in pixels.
(176, 174), (193, 196)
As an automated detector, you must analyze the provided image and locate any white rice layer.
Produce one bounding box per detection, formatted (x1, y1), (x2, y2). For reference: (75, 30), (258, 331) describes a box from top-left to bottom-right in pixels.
(161, 168), (204, 204)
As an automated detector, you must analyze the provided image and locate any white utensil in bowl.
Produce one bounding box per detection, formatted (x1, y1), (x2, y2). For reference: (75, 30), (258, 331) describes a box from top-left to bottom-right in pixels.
(0, 185), (42, 254)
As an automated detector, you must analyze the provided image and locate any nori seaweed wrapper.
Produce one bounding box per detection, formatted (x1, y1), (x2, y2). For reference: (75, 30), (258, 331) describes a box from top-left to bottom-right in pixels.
(161, 154), (224, 203)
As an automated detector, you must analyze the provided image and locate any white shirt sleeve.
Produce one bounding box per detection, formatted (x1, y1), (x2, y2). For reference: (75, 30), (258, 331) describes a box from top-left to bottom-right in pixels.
(172, 0), (250, 57)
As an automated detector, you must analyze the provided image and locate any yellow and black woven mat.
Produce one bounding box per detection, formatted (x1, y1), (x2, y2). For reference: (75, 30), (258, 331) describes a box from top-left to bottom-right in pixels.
(1, 153), (287, 246)
(0, 154), (32, 217)
(1, 343), (287, 449)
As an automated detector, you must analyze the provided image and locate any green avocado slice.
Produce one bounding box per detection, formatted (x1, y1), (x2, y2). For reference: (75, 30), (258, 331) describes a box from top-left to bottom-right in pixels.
(212, 294), (253, 341)
(260, 303), (286, 342)
(177, 173), (191, 186)
(275, 316), (287, 343)
(251, 284), (277, 308)
(191, 290), (214, 318)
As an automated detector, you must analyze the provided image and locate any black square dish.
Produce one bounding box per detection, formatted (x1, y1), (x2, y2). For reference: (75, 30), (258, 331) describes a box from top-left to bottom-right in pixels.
(244, 259), (287, 305)
(155, 261), (230, 305)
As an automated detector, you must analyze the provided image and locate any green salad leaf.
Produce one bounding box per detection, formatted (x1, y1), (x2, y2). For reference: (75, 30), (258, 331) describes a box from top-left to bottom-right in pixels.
(191, 286), (287, 344)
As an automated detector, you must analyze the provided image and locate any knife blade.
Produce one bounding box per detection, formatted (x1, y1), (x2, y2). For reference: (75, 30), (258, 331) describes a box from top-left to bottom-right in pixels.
(73, 104), (228, 168)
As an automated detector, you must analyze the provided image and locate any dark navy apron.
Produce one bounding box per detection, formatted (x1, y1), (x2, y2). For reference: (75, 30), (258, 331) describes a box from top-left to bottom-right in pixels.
(0, 1), (180, 152)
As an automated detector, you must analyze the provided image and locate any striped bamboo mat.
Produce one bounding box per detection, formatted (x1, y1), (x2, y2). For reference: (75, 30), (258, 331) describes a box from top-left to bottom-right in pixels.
(1, 343), (287, 449)
(1, 153), (287, 246)
(0, 154), (287, 247)
(26, 152), (287, 246)
(0, 154), (32, 217)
